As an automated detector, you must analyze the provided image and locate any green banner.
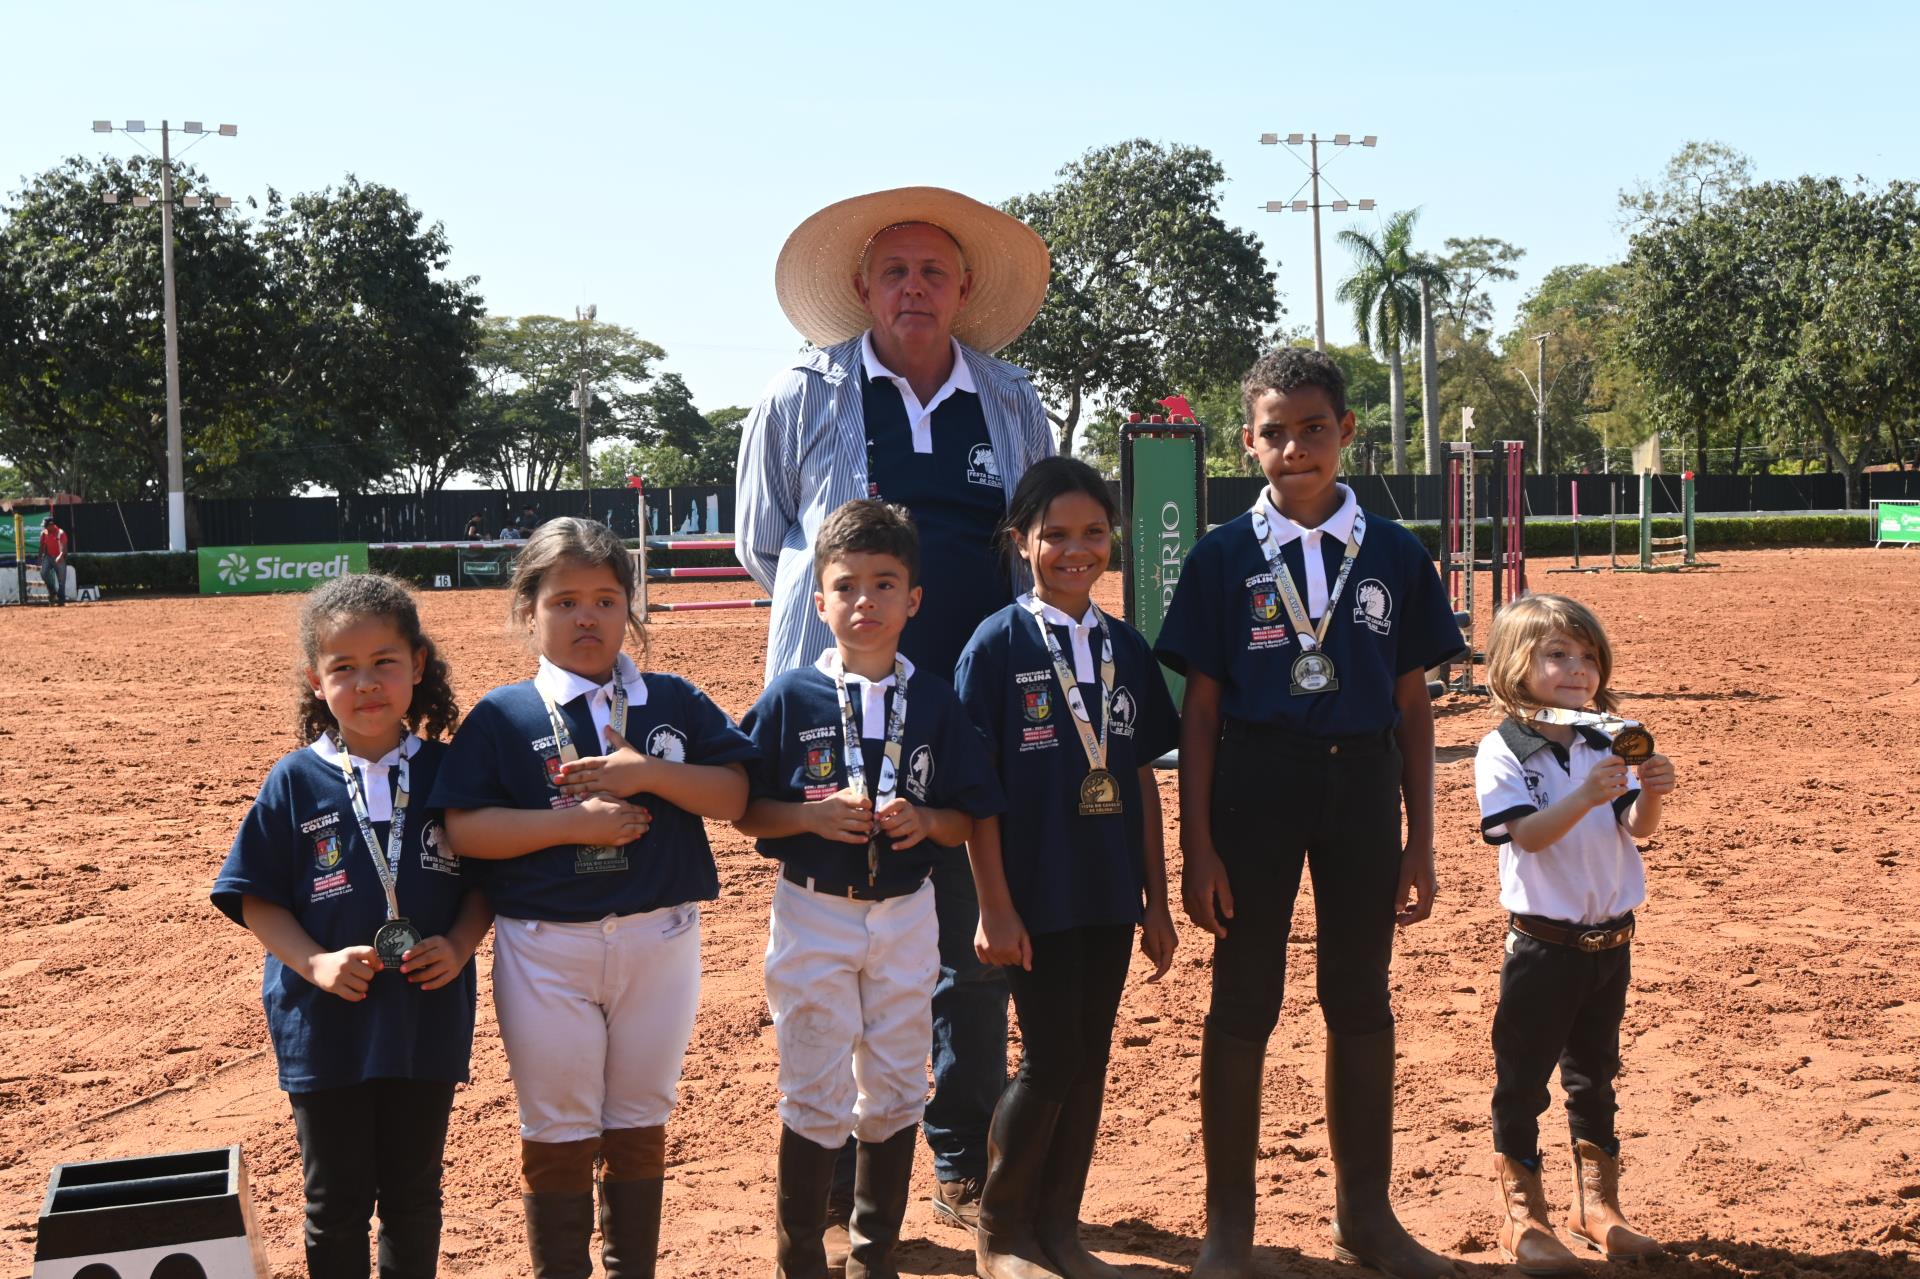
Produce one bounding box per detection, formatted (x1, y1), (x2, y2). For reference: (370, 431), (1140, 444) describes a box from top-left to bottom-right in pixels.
(13, 513), (45, 557)
(457, 545), (519, 587)
(198, 543), (368, 595)
(1874, 501), (1920, 545)
(1128, 435), (1202, 705)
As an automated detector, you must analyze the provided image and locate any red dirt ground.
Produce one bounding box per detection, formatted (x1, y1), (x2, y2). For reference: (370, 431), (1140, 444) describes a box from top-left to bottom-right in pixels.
(3, 548), (1918, 1278)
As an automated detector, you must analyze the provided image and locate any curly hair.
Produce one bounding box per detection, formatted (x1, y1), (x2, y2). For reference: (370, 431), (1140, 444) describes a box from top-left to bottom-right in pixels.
(295, 573), (460, 744)
(1240, 344), (1349, 423)
(506, 517), (647, 653)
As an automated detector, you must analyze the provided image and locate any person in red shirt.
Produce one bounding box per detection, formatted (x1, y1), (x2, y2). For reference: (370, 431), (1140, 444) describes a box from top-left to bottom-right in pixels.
(38, 517), (68, 606)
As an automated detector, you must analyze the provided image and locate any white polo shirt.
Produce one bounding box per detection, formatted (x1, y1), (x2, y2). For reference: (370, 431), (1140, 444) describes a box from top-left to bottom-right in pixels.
(1474, 717), (1646, 926)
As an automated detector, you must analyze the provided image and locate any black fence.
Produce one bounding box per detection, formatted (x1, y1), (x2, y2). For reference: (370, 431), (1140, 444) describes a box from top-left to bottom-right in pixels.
(35, 472), (1917, 553)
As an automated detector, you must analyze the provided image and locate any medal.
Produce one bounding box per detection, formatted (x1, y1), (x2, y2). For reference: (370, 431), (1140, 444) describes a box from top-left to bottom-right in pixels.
(334, 735), (413, 968)
(830, 653), (910, 885)
(1528, 707), (1654, 764)
(1289, 648), (1340, 696)
(374, 918), (422, 966)
(1609, 725), (1655, 764)
(1078, 767), (1123, 817)
(1022, 596), (1125, 822)
(1249, 490), (1364, 698)
(539, 664), (632, 873)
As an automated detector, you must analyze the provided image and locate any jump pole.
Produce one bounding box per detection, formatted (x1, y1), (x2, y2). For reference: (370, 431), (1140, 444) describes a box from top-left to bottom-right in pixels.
(1548, 477), (1602, 574)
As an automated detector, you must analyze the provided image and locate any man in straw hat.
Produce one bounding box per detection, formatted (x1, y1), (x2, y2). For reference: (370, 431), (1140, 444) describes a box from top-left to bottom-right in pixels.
(737, 188), (1055, 1277)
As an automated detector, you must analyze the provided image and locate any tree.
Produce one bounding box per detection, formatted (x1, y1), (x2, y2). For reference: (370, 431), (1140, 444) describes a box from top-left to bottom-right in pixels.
(1618, 140), (1753, 234)
(595, 403), (748, 487)
(999, 140), (1279, 458)
(1621, 176), (1920, 505)
(258, 177), (485, 495)
(1336, 209), (1440, 474)
(1436, 236), (1525, 334)
(0, 155), (281, 501)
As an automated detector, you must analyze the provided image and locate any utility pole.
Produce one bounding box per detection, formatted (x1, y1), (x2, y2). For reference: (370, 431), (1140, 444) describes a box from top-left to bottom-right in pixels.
(1260, 132), (1376, 351)
(1534, 333), (1550, 475)
(95, 119), (236, 552)
(576, 304), (597, 513)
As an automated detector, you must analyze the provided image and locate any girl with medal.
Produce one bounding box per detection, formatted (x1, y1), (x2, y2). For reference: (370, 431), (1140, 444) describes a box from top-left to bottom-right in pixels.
(1473, 595), (1675, 1272)
(433, 518), (758, 1279)
(1155, 348), (1468, 1279)
(954, 458), (1179, 1279)
(213, 574), (486, 1279)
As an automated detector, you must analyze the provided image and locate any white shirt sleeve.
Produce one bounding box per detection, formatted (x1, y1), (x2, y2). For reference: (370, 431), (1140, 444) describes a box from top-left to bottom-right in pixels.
(1474, 735), (1538, 845)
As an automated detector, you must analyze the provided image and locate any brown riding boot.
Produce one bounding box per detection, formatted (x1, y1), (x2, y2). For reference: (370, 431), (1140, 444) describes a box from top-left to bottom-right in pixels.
(522, 1136), (602, 1279)
(1566, 1140), (1661, 1261)
(1494, 1155), (1582, 1276)
(600, 1126), (667, 1279)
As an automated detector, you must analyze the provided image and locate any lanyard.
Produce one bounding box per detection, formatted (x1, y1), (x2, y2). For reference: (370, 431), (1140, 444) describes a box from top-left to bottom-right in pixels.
(830, 654), (909, 884)
(1528, 707), (1639, 734)
(1022, 595), (1114, 774)
(539, 677), (630, 769)
(1249, 494), (1365, 653)
(334, 738), (410, 923)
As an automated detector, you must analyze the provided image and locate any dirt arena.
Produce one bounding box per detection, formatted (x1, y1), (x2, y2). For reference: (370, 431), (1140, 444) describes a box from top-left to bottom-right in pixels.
(2, 547), (1917, 1278)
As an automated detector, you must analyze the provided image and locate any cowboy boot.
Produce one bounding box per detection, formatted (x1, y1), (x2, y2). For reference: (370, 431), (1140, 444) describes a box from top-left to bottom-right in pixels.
(1033, 1072), (1124, 1279)
(600, 1126), (666, 1279)
(775, 1126), (842, 1279)
(845, 1126), (918, 1279)
(1192, 1025), (1265, 1279)
(522, 1136), (601, 1279)
(1567, 1140), (1661, 1261)
(976, 1079), (1066, 1279)
(1494, 1155), (1582, 1276)
(1325, 1029), (1462, 1279)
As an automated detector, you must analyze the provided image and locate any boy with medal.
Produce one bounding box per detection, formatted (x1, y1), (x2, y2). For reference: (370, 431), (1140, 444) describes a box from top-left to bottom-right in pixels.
(1156, 347), (1467, 1279)
(737, 499), (1004, 1279)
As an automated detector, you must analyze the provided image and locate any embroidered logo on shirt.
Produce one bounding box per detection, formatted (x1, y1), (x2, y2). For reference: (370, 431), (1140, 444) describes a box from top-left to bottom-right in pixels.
(967, 444), (1002, 488)
(1247, 578), (1290, 650)
(806, 744), (836, 780)
(313, 834), (342, 870)
(1110, 686), (1138, 738)
(1023, 687), (1052, 723)
(420, 820), (458, 875)
(1352, 579), (1393, 634)
(907, 746), (933, 801)
(646, 725), (689, 762)
(1523, 770), (1547, 808)
(1251, 589), (1280, 622)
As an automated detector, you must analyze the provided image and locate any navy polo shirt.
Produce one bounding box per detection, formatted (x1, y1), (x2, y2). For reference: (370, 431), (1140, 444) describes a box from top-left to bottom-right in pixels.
(956, 602), (1179, 936)
(1155, 506), (1463, 734)
(740, 659), (1005, 889)
(212, 738), (477, 1093)
(863, 374), (1011, 679)
(429, 674), (758, 921)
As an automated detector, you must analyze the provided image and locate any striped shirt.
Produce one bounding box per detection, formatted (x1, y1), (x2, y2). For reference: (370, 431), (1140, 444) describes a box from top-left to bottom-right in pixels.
(735, 332), (1056, 687)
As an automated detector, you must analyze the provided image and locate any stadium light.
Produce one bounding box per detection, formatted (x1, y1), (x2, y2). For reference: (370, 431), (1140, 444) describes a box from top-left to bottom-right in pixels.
(91, 117), (240, 552)
(1259, 131), (1379, 350)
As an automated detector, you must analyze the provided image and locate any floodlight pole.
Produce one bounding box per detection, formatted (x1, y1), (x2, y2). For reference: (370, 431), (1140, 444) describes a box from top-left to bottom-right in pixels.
(159, 122), (186, 552)
(577, 304), (597, 513)
(1260, 133), (1376, 353)
(1309, 137), (1325, 352)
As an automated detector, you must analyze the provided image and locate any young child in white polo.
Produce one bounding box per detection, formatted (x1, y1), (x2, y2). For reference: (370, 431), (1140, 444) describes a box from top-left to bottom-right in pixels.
(1473, 593), (1677, 1274)
(737, 499), (1004, 1279)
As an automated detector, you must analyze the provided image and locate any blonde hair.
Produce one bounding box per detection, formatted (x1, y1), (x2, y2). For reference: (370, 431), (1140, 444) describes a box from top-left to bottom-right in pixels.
(1485, 594), (1618, 719)
(506, 517), (647, 654)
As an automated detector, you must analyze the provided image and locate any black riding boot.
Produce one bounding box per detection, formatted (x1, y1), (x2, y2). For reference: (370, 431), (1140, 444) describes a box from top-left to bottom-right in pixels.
(776, 1126), (841, 1279)
(1192, 1025), (1266, 1279)
(976, 1079), (1065, 1279)
(845, 1126), (918, 1279)
(1033, 1071), (1123, 1279)
(1326, 1028), (1461, 1279)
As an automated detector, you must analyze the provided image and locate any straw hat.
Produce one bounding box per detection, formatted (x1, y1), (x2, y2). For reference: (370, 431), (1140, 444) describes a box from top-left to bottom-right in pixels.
(775, 186), (1050, 355)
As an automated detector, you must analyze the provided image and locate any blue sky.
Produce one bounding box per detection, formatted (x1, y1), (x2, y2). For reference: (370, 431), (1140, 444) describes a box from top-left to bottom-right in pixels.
(4, 0), (1915, 418)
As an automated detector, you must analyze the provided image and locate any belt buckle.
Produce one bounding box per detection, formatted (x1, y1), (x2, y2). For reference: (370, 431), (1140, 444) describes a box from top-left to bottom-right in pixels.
(1576, 929), (1611, 952)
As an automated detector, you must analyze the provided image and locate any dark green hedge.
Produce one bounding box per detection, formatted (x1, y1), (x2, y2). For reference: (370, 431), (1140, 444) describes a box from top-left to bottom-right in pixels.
(368, 547), (460, 585)
(67, 551), (197, 592)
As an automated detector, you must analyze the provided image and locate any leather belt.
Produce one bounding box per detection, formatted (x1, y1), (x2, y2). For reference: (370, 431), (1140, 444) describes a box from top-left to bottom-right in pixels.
(782, 864), (928, 902)
(1509, 914), (1635, 953)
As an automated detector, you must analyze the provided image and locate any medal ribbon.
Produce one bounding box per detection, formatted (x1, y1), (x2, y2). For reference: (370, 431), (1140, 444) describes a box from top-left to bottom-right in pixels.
(1021, 596), (1114, 776)
(1528, 707), (1642, 735)
(334, 737), (410, 923)
(1249, 495), (1366, 653)
(540, 676), (630, 853)
(829, 654), (910, 884)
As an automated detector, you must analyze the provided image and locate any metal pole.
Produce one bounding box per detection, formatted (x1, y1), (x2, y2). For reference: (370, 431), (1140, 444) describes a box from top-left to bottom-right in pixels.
(576, 304), (596, 515)
(159, 122), (186, 552)
(1533, 333), (1548, 477)
(1310, 136), (1325, 352)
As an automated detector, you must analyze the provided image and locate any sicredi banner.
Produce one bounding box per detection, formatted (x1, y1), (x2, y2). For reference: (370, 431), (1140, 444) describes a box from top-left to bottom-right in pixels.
(198, 543), (368, 595)
(1873, 500), (1920, 546)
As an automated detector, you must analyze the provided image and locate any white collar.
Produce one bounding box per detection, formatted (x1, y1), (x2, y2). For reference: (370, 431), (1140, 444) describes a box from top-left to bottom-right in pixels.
(534, 652), (648, 708)
(1018, 592), (1099, 631)
(309, 733), (420, 771)
(1254, 483), (1358, 544)
(814, 648), (917, 688)
(861, 330), (976, 397)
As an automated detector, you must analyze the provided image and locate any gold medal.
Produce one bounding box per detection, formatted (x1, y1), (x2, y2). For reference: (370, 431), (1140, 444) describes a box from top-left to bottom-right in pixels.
(1078, 768), (1124, 817)
(1610, 725), (1655, 765)
(1289, 648), (1339, 696)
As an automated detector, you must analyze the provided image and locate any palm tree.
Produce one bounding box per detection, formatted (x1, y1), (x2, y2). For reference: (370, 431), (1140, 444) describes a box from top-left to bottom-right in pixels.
(1337, 210), (1447, 475)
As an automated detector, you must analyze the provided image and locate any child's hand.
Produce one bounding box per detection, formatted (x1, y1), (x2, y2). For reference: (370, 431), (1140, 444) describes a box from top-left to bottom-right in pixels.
(310, 946), (382, 1001)
(806, 789), (874, 845)
(558, 729), (653, 799)
(1141, 901), (1178, 980)
(873, 797), (926, 850)
(1576, 755), (1631, 809)
(1181, 844), (1234, 939)
(1635, 753), (1676, 796)
(1395, 844), (1438, 927)
(576, 795), (652, 846)
(400, 934), (472, 991)
(975, 904), (1032, 970)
